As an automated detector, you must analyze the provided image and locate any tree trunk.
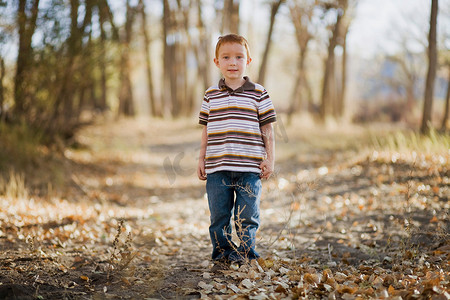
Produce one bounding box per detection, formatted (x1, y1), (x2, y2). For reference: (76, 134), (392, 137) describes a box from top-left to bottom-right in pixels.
(77, 0), (95, 120)
(77, 36), (95, 119)
(176, 0), (193, 117)
(286, 1), (314, 124)
(320, 10), (342, 121)
(139, 0), (160, 117)
(93, 0), (119, 112)
(0, 57), (4, 121)
(14, 0), (40, 118)
(98, 3), (108, 111)
(162, 0), (192, 117)
(258, 0), (284, 85)
(195, 0), (211, 92)
(222, 0), (240, 34)
(61, 0), (81, 120)
(421, 0), (438, 134)
(99, 0), (120, 41)
(287, 47), (309, 124)
(441, 64), (450, 131)
(118, 0), (136, 117)
(162, 0), (173, 116)
(337, 24), (349, 118)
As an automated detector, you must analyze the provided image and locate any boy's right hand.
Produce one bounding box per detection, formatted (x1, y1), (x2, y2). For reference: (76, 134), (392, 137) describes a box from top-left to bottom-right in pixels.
(197, 160), (207, 181)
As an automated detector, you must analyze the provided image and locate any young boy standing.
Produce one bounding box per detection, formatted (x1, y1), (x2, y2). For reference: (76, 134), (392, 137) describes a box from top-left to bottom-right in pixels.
(197, 34), (277, 266)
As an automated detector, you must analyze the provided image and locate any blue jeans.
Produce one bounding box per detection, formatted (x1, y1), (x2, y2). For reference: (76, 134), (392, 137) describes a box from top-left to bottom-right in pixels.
(206, 171), (262, 262)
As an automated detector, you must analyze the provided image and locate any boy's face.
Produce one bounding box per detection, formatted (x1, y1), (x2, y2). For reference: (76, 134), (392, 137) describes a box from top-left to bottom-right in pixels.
(214, 42), (251, 83)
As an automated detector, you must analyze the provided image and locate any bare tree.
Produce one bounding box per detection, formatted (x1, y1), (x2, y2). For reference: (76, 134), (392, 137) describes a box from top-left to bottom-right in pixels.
(421, 0), (438, 134)
(194, 0), (211, 92)
(0, 57), (4, 121)
(286, 0), (315, 124)
(335, 13), (351, 118)
(318, 0), (354, 122)
(97, 1), (108, 111)
(97, 0), (120, 112)
(138, 0), (161, 117)
(118, 0), (137, 117)
(162, 0), (196, 117)
(319, 0), (345, 121)
(258, 0), (285, 85)
(221, 0), (240, 34)
(386, 50), (423, 117)
(14, 0), (40, 118)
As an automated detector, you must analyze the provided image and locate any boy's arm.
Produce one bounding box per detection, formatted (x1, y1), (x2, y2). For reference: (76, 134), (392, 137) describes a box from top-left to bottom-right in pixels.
(197, 125), (207, 180)
(260, 123), (275, 179)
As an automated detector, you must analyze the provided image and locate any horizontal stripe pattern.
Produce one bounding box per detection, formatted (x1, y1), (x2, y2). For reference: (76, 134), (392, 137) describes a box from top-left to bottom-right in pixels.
(199, 77), (276, 174)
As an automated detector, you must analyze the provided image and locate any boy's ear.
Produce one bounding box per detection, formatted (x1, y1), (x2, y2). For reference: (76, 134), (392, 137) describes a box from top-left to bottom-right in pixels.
(214, 58), (220, 67)
(247, 57), (252, 65)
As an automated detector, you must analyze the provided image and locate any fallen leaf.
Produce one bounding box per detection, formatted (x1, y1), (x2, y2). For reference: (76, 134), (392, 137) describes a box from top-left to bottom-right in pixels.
(228, 283), (240, 293)
(241, 278), (253, 289)
(304, 273), (320, 284)
(198, 281), (213, 292)
(275, 284), (287, 293)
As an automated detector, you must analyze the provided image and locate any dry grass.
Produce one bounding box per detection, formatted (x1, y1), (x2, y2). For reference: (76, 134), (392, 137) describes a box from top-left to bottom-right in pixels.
(0, 170), (28, 199)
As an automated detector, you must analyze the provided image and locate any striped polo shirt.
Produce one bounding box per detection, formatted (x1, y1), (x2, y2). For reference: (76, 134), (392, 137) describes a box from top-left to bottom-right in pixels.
(199, 76), (277, 174)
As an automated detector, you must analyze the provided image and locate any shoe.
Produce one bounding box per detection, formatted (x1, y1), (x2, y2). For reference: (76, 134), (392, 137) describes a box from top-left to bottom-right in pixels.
(228, 252), (246, 265)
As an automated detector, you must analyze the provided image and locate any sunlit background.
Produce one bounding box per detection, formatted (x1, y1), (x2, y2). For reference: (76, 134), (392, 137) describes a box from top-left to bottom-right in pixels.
(0, 0), (449, 131)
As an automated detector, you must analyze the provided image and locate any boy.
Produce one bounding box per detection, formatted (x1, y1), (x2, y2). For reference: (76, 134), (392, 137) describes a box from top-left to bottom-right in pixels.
(197, 34), (277, 267)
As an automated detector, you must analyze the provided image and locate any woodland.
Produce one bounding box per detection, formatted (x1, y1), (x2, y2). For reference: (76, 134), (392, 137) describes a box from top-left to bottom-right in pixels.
(0, 0), (449, 299)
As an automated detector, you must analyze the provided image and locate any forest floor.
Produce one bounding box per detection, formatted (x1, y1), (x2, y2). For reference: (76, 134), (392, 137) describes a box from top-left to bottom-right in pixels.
(0, 117), (449, 299)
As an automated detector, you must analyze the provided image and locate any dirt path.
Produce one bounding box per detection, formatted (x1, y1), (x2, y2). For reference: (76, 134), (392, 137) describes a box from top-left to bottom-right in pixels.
(0, 118), (448, 299)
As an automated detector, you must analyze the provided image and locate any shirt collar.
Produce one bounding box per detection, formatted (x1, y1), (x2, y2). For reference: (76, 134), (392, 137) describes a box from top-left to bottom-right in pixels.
(219, 76), (256, 92)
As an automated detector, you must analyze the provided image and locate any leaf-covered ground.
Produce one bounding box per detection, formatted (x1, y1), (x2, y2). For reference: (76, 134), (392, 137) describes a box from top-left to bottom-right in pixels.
(0, 118), (449, 299)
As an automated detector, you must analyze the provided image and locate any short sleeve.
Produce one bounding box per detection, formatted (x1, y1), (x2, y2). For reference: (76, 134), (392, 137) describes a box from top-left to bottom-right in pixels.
(258, 89), (277, 126)
(198, 93), (210, 125)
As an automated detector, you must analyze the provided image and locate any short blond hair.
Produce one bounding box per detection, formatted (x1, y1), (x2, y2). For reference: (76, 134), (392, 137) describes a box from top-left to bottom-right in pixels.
(215, 34), (251, 59)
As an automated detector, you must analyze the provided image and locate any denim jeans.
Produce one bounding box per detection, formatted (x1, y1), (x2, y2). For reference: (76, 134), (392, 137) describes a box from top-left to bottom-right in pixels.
(206, 171), (262, 262)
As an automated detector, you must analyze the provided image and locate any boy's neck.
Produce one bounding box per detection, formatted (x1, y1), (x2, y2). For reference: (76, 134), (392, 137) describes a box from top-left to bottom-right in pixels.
(224, 77), (246, 91)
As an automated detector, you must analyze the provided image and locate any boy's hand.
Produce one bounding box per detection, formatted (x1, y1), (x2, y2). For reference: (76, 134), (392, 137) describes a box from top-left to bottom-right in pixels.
(260, 123), (275, 180)
(197, 160), (207, 181)
(260, 159), (274, 179)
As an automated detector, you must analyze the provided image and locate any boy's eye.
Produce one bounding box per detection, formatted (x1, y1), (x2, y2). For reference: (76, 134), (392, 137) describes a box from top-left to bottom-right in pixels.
(223, 56), (229, 59)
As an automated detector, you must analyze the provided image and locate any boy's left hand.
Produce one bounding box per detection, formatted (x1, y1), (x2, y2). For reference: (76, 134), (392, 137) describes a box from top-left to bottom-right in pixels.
(260, 159), (274, 179)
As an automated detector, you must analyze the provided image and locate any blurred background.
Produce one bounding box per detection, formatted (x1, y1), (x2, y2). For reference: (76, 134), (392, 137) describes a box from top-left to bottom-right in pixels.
(0, 0), (449, 140)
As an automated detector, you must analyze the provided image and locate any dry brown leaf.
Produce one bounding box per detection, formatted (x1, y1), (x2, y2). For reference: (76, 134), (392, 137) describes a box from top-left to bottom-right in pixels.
(335, 272), (348, 283)
(430, 215), (439, 223)
(383, 274), (395, 286)
(337, 284), (358, 294)
(275, 284), (287, 294)
(304, 273), (320, 284)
